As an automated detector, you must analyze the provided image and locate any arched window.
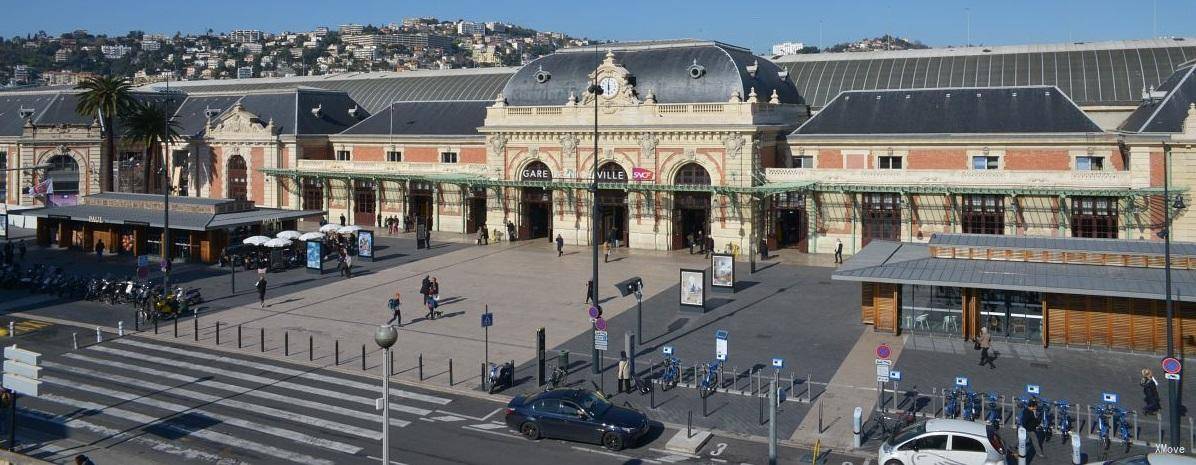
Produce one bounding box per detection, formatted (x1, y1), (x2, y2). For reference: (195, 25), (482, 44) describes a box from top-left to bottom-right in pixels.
(45, 154), (79, 194)
(227, 155), (248, 200)
(674, 163), (711, 186)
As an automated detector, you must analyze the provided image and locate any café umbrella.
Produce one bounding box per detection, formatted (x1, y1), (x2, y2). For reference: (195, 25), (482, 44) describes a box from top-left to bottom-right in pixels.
(337, 225), (361, 234)
(242, 236), (270, 246)
(298, 232), (324, 241)
(319, 224), (341, 233)
(263, 238), (293, 248)
(276, 230), (302, 240)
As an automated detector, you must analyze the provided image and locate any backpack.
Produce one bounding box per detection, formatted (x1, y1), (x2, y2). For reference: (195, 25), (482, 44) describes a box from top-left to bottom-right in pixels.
(388, 298), (398, 310)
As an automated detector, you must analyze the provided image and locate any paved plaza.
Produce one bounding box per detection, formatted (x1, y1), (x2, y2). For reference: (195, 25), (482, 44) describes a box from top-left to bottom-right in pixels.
(2, 228), (1195, 464)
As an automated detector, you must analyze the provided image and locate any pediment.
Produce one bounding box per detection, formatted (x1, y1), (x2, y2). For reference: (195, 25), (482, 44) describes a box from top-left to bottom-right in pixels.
(208, 102), (277, 137)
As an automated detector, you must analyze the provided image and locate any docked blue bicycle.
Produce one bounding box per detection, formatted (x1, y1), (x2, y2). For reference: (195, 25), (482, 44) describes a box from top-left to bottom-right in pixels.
(962, 390), (981, 422)
(984, 393), (1002, 428)
(1055, 400), (1072, 441)
(944, 388), (960, 419)
(698, 360), (722, 398)
(658, 356), (681, 391)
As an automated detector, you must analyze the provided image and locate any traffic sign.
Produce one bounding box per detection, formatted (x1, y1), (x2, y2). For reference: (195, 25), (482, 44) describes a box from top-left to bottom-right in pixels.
(594, 317), (607, 331)
(594, 330), (609, 351)
(1166, 373), (1181, 381)
(875, 343), (891, 360)
(1026, 384), (1040, 395)
(1102, 392), (1119, 403)
(772, 358), (784, 369)
(889, 371), (902, 381)
(662, 346), (673, 355)
(875, 359), (893, 366)
(3, 345), (40, 397)
(715, 330), (728, 361)
(480, 312), (493, 328)
(715, 330), (728, 340)
(955, 377), (969, 387)
(1162, 357), (1182, 375)
(588, 306), (601, 319)
(876, 363), (890, 382)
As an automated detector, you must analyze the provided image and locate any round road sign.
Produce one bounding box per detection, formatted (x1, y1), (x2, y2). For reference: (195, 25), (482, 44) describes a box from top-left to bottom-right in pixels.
(594, 317), (607, 331)
(1163, 357), (1183, 375)
(588, 306), (600, 319)
(876, 343), (891, 360)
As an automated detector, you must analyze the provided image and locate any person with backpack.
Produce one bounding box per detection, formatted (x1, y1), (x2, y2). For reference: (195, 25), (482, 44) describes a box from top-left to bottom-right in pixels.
(424, 277), (441, 320)
(387, 291), (402, 326)
(255, 276), (267, 308)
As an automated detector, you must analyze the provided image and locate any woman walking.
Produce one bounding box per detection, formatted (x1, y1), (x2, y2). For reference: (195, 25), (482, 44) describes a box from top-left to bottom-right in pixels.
(387, 291), (402, 326)
(617, 351), (631, 394)
(255, 276), (267, 308)
(1142, 369), (1161, 415)
(976, 327), (995, 369)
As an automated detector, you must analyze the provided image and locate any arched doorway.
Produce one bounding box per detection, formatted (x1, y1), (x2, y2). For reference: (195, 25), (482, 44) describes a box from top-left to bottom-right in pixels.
(520, 161), (553, 240)
(672, 163), (711, 250)
(596, 162), (629, 247)
(45, 154), (80, 206)
(227, 155), (248, 200)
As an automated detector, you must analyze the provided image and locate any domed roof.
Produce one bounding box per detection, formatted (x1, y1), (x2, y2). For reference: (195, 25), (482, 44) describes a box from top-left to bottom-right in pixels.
(500, 40), (803, 106)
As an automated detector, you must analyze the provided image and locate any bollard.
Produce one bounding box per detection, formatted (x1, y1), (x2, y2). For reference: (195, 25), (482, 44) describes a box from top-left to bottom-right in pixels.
(1133, 412), (1138, 441)
(193, 315), (198, 342)
(134, 312), (140, 332)
(759, 393), (765, 425)
(769, 380), (777, 465)
(308, 335), (313, 361)
(335, 340), (340, 365)
(1190, 417), (1194, 452)
(481, 363), (487, 391)
(687, 410), (693, 439)
(117, 321), (123, 337)
(173, 317), (178, 338)
(702, 390), (708, 417)
(391, 351), (396, 376)
(95, 326), (102, 343)
(7, 321), (12, 337)
(215, 322), (220, 345)
(260, 328), (265, 353)
(818, 399), (824, 433)
(1071, 432), (1082, 465)
(1160, 413), (1165, 443)
(852, 407), (862, 448)
(361, 345), (366, 371)
(153, 317), (159, 334)
(449, 358), (454, 385)
(72, 332), (78, 350)
(650, 379), (656, 409)
(418, 353), (424, 381)
(237, 325), (242, 348)
(1017, 426), (1027, 465)
(284, 332), (289, 356)
(807, 374), (813, 403)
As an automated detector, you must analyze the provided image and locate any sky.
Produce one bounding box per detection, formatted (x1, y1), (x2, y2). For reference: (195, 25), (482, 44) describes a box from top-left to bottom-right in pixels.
(2, 0), (1194, 53)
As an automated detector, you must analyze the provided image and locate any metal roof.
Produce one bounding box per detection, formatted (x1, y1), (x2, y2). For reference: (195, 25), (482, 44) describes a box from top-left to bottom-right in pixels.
(1119, 64), (1196, 133)
(338, 100), (490, 137)
(144, 68), (515, 113)
(170, 88), (365, 136)
(833, 240), (1196, 302)
(22, 202), (323, 231)
(792, 86), (1101, 135)
(929, 232), (1196, 257)
(503, 41), (802, 106)
(774, 38), (1196, 108)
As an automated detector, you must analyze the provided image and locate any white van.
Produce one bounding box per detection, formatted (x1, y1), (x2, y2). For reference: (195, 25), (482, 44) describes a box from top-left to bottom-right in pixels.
(879, 419), (1008, 465)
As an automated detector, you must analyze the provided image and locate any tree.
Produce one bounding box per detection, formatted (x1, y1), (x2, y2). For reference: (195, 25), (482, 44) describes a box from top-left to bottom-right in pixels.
(122, 100), (181, 194)
(75, 75), (135, 192)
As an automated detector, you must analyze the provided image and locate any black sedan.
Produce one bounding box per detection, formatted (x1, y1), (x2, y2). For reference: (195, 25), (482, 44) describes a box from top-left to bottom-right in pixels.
(505, 389), (648, 451)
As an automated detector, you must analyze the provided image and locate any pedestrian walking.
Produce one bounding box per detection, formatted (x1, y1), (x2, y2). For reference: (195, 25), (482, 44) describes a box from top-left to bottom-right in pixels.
(319, 216), (328, 227)
(1020, 400), (1047, 459)
(975, 327), (995, 369)
(480, 225), (489, 245)
(556, 234), (565, 257)
(705, 236), (714, 258)
(617, 351), (631, 394)
(1142, 369), (1162, 415)
(17, 240), (25, 261)
(585, 280), (594, 303)
(387, 292), (402, 326)
(687, 233), (695, 254)
(255, 276), (267, 308)
(424, 277), (440, 320)
(344, 254), (353, 278)
(834, 238), (844, 264)
(603, 241), (611, 263)
(95, 239), (105, 261)
(339, 213), (346, 226)
(507, 221), (516, 242)
(759, 238), (768, 260)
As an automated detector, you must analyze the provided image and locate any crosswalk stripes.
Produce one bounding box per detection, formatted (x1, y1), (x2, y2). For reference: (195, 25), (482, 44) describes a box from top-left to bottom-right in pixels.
(24, 337), (458, 464)
(116, 338), (452, 405)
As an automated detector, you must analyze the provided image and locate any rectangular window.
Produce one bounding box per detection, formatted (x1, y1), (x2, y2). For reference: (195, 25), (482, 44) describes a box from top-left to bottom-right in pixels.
(971, 156), (1000, 170)
(1071, 196), (1118, 238)
(336, 150), (351, 161)
(877, 156), (902, 169)
(0, 151), (6, 200)
(1076, 156), (1103, 171)
(386, 150), (402, 162)
(961, 195), (1004, 235)
(860, 193), (901, 246)
(793, 156), (814, 168)
(440, 152), (458, 164)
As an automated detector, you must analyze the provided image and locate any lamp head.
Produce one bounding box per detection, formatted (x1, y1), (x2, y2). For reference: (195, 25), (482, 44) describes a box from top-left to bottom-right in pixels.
(1174, 194), (1186, 211)
(588, 84), (603, 95)
(374, 324), (397, 349)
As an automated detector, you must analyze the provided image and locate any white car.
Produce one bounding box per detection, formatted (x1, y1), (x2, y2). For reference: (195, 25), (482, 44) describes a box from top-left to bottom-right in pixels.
(879, 419), (1008, 465)
(1089, 454), (1196, 465)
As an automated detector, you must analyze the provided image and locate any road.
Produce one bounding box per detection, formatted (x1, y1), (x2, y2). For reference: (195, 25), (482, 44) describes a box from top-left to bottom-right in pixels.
(1, 319), (845, 465)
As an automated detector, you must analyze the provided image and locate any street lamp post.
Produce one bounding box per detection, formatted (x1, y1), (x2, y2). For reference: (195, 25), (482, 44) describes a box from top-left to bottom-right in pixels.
(1162, 143), (1185, 443)
(162, 78), (173, 295)
(589, 46), (603, 375)
(374, 325), (398, 465)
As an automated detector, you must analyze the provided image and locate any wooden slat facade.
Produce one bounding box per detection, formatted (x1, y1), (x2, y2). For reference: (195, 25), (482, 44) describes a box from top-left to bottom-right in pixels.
(1044, 293), (1196, 354)
(928, 245), (1196, 271)
(860, 282), (900, 333)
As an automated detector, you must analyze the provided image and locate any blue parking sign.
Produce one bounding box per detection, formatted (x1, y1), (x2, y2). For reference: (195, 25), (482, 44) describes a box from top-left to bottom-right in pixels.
(481, 313), (493, 328)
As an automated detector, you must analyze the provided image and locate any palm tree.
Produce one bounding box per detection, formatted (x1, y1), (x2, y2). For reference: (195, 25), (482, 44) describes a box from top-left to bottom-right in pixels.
(75, 75), (135, 192)
(122, 101), (181, 194)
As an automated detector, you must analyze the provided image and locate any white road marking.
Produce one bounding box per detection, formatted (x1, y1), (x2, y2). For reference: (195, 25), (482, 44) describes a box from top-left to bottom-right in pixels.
(115, 338), (451, 404)
(480, 407), (505, 421)
(87, 346), (431, 416)
(419, 418), (436, 422)
(40, 375), (363, 455)
(20, 407), (233, 464)
(35, 393), (333, 465)
(431, 407), (500, 421)
(571, 446), (661, 464)
(365, 456), (407, 465)
(469, 423), (507, 430)
(430, 415), (465, 422)
(462, 425), (521, 440)
(656, 454), (690, 463)
(652, 447), (699, 458)
(710, 459), (728, 463)
(46, 359), (396, 435)
(59, 353), (410, 427)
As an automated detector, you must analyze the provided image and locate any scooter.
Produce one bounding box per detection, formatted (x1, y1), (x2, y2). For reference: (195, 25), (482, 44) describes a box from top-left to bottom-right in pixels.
(174, 287), (203, 306)
(487, 361), (513, 394)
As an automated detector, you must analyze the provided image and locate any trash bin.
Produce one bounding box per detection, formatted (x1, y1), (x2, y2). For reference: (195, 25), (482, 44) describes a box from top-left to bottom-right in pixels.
(558, 350), (569, 369)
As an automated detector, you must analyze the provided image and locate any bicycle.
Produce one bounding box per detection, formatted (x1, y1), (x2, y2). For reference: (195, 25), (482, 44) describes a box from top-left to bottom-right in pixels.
(1111, 406), (1131, 453)
(984, 393), (1001, 428)
(658, 356), (681, 391)
(871, 410), (916, 440)
(698, 360), (721, 398)
(1091, 404), (1112, 453)
(545, 363), (567, 391)
(1055, 400), (1072, 442)
(962, 390), (981, 422)
(944, 388), (960, 419)
(1038, 397), (1054, 441)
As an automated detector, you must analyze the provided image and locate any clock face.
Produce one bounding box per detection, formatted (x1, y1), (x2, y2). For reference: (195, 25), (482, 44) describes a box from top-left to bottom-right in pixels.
(599, 77), (620, 97)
